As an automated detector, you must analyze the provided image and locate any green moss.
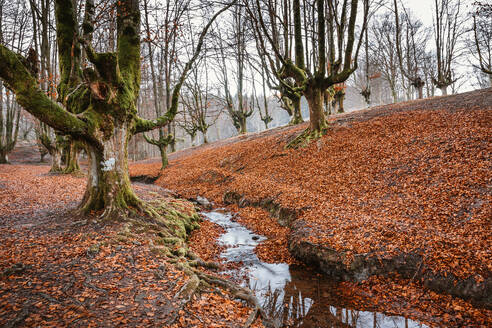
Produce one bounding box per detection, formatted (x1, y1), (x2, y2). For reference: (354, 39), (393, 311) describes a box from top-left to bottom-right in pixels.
(286, 125), (329, 149)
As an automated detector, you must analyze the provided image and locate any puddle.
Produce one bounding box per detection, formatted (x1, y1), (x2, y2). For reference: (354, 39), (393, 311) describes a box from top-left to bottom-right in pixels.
(202, 210), (429, 328)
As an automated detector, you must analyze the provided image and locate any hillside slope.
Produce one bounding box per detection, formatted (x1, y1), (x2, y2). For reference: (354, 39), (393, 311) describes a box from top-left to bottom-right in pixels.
(131, 88), (492, 308)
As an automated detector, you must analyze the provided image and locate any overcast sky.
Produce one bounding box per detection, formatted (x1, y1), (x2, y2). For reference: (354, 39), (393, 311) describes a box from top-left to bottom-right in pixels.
(392, 0), (474, 27)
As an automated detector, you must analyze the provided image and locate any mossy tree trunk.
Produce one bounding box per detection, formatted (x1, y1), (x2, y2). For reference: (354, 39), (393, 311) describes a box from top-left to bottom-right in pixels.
(64, 140), (81, 173)
(238, 115), (247, 134)
(305, 87), (327, 133)
(323, 89), (333, 116)
(0, 0), (231, 219)
(79, 123), (141, 218)
(280, 93), (303, 125)
(38, 128), (64, 173)
(160, 144), (168, 168)
(335, 92), (345, 113)
(51, 146), (63, 173)
(143, 132), (173, 170)
(289, 97), (303, 125)
(0, 149), (8, 164)
(0, 83), (21, 164)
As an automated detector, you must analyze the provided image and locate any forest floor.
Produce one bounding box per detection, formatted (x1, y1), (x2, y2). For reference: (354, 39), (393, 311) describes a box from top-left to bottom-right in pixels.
(0, 151), (264, 327)
(130, 88), (492, 327)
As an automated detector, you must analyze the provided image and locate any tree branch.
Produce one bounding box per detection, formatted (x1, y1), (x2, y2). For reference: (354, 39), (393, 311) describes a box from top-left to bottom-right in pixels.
(0, 45), (88, 137)
(135, 1), (236, 134)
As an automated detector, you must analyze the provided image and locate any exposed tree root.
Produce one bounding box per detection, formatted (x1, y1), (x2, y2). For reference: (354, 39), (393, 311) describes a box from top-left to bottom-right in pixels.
(81, 190), (274, 327)
(166, 259), (274, 328)
(288, 115), (304, 126)
(185, 264), (275, 328)
(286, 126), (328, 149)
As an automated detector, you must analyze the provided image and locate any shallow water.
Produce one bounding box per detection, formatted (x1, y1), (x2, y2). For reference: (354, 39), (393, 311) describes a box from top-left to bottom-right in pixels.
(202, 210), (429, 328)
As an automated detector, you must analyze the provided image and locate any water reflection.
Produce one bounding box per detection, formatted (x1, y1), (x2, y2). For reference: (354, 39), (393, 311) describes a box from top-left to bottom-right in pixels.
(202, 211), (428, 328)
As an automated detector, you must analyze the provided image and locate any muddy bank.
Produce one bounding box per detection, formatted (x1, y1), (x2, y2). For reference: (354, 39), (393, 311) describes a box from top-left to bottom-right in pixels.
(199, 209), (431, 328)
(222, 191), (491, 308)
(290, 220), (492, 308)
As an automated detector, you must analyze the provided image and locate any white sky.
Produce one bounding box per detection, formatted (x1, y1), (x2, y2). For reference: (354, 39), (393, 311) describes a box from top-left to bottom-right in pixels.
(381, 0), (475, 29)
(393, 0), (476, 92)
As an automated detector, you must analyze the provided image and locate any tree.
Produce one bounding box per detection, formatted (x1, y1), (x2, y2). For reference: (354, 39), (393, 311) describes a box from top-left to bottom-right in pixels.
(393, 0), (430, 100)
(28, 0), (80, 173)
(354, 0), (385, 107)
(0, 85), (21, 164)
(214, 5), (254, 135)
(179, 58), (220, 145)
(250, 66), (273, 130)
(248, 0), (369, 146)
(432, 0), (465, 95)
(0, 0), (29, 164)
(247, 0), (303, 125)
(35, 124), (64, 172)
(140, 0), (190, 169)
(0, 0), (233, 219)
(371, 13), (400, 103)
(471, 1), (492, 86)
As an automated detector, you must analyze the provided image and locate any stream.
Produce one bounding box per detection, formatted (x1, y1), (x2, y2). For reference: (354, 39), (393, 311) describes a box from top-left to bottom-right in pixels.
(202, 210), (429, 328)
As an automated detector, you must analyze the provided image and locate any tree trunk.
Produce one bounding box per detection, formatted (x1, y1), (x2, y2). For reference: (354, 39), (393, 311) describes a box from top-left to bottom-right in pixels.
(324, 91), (332, 115)
(50, 147), (63, 173)
(78, 124), (141, 218)
(306, 87), (327, 133)
(440, 86), (447, 96)
(159, 144), (168, 169)
(289, 97), (303, 125)
(0, 149), (8, 164)
(337, 94), (345, 113)
(239, 116), (247, 134)
(333, 100), (339, 113)
(64, 141), (81, 173)
(417, 86), (423, 99)
(203, 133), (208, 144)
(391, 88), (398, 103)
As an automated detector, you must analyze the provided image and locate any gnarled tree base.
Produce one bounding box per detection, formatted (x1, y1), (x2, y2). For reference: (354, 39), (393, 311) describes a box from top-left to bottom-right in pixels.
(286, 124), (329, 149)
(78, 186), (160, 221)
(288, 114), (304, 126)
(99, 191), (274, 327)
(0, 154), (9, 164)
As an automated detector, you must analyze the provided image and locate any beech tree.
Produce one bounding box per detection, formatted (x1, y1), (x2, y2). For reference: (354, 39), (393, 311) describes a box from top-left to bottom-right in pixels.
(248, 0), (369, 145)
(140, 0), (190, 169)
(35, 123), (64, 172)
(0, 0), (28, 164)
(247, 0), (303, 125)
(471, 1), (492, 86)
(353, 0), (384, 107)
(179, 59), (220, 145)
(0, 0), (232, 218)
(393, 0), (430, 99)
(369, 13), (400, 102)
(215, 5), (254, 135)
(432, 0), (465, 95)
(0, 85), (21, 164)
